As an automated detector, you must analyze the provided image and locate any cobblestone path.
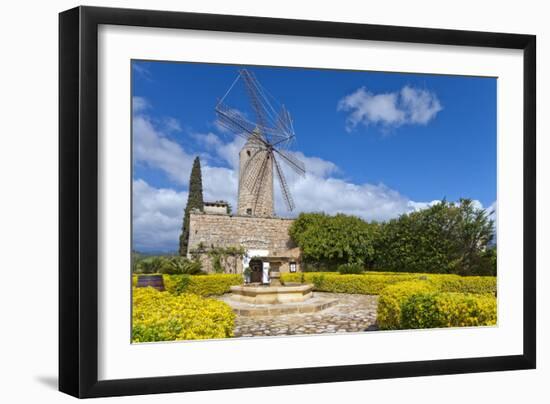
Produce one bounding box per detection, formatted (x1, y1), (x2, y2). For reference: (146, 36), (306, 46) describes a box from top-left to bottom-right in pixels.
(228, 292), (379, 338)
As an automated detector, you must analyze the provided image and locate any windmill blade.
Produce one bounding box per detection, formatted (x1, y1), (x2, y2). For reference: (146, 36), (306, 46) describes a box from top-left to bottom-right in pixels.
(240, 69), (287, 144)
(216, 104), (288, 147)
(273, 148), (306, 176)
(273, 154), (295, 211)
(240, 148), (266, 184)
(242, 151), (269, 194)
(275, 105), (294, 138)
(216, 68), (305, 213)
(215, 102), (266, 141)
(240, 70), (270, 134)
(252, 157), (271, 213)
(245, 72), (295, 141)
(218, 70), (293, 144)
(248, 152), (270, 197)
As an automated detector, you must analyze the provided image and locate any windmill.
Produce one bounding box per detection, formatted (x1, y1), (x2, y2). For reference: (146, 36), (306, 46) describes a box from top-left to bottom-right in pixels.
(215, 69), (305, 216)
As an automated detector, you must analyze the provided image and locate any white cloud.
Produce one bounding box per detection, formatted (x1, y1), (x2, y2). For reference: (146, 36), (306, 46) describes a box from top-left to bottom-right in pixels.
(202, 166), (239, 208)
(132, 63), (153, 80)
(291, 151), (339, 178)
(132, 96), (150, 113)
(133, 179), (187, 252)
(192, 132), (246, 169)
(162, 117), (182, 133)
(338, 85), (442, 131)
(400, 86), (443, 124)
(277, 176), (413, 221)
(407, 199), (442, 212)
(133, 114), (194, 185)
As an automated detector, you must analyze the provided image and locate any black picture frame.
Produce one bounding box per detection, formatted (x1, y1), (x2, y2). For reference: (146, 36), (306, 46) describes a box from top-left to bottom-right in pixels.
(59, 5), (536, 398)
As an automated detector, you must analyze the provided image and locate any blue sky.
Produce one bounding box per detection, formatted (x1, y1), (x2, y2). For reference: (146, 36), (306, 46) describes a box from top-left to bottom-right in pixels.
(132, 60), (496, 252)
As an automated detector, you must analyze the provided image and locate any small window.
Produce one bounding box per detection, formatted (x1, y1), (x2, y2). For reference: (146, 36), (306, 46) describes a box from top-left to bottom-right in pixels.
(246, 150), (251, 156)
(289, 262), (297, 273)
(246, 208), (252, 215)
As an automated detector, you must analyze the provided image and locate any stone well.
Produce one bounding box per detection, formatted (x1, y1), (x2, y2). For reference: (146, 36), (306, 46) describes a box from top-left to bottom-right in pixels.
(229, 283), (313, 304)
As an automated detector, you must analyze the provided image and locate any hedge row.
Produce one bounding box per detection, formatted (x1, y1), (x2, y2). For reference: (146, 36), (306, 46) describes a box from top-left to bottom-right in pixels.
(377, 281), (497, 330)
(280, 272), (496, 295)
(132, 274), (242, 296)
(163, 274), (242, 296)
(132, 287), (235, 342)
(376, 281), (437, 329)
(426, 274), (496, 294)
(401, 292), (497, 329)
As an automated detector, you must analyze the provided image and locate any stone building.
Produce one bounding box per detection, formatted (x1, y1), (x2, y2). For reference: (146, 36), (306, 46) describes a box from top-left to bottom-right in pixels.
(187, 138), (301, 280)
(203, 201), (230, 215)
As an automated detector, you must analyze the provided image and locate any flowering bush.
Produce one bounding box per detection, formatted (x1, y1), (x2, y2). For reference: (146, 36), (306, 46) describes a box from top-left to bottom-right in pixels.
(400, 292), (497, 329)
(280, 272), (497, 330)
(376, 281), (437, 330)
(132, 287), (235, 342)
(163, 274), (242, 296)
(377, 281), (496, 330)
(280, 272), (496, 296)
(425, 274), (496, 294)
(281, 272), (420, 294)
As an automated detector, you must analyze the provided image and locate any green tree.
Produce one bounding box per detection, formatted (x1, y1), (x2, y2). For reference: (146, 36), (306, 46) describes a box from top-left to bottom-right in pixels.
(179, 157), (204, 256)
(289, 212), (379, 269)
(376, 199), (496, 275)
(453, 199), (496, 275)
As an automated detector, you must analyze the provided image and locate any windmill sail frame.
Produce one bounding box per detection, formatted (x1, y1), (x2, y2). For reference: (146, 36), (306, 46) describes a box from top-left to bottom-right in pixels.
(215, 69), (305, 213)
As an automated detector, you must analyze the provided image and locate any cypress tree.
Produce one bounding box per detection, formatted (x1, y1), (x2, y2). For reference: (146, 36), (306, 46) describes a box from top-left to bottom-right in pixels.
(179, 157), (204, 255)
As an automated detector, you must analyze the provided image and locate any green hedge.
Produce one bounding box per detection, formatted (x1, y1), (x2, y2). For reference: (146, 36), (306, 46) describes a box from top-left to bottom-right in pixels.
(280, 272), (496, 296)
(133, 274), (243, 296)
(377, 281), (497, 330)
(400, 292), (497, 329)
(132, 287), (235, 342)
(377, 281), (437, 330)
(425, 274), (496, 294)
(163, 274), (242, 296)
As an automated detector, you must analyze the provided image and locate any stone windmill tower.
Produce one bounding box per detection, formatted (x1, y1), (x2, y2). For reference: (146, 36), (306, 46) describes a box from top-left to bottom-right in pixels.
(215, 69), (306, 218)
(237, 134), (274, 217)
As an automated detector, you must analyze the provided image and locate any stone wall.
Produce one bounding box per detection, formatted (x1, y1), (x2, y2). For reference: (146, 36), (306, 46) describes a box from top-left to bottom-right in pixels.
(203, 204), (229, 215)
(188, 212), (300, 273)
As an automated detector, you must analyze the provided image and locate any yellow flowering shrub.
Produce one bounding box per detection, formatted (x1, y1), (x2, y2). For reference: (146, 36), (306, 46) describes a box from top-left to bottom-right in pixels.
(377, 281), (437, 330)
(400, 292), (497, 329)
(163, 274), (242, 296)
(280, 272), (305, 284)
(132, 287), (235, 342)
(280, 272), (496, 296)
(426, 274), (496, 294)
(281, 272), (421, 294)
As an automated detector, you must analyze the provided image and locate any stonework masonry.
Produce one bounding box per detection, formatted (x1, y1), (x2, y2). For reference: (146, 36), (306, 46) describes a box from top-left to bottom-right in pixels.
(237, 138), (274, 217)
(188, 212), (300, 274)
